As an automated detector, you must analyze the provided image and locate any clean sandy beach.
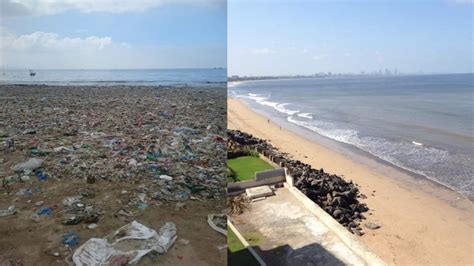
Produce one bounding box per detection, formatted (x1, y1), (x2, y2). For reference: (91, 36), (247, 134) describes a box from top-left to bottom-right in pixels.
(228, 97), (474, 265)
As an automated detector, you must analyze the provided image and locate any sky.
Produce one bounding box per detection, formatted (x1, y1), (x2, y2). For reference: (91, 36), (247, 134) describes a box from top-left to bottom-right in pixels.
(228, 0), (473, 76)
(0, 0), (226, 69)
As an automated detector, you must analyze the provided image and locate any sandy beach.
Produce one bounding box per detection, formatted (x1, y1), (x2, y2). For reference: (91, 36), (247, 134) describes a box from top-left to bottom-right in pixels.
(228, 97), (474, 265)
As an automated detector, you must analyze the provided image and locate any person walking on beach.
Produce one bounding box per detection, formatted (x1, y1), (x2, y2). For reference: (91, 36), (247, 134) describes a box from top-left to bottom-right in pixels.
(267, 119), (270, 124)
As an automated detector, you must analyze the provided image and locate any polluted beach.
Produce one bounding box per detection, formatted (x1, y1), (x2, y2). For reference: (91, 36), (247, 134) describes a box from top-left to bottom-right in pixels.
(0, 84), (227, 265)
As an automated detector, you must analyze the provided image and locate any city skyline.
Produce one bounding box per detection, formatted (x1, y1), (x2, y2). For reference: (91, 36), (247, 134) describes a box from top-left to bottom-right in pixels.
(228, 0), (473, 76)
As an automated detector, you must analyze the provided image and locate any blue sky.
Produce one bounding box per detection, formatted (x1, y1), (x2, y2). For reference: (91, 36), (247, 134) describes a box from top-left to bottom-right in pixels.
(228, 0), (473, 76)
(0, 0), (226, 69)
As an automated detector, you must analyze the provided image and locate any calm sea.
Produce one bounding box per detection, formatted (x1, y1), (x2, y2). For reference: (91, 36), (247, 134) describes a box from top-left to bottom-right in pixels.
(0, 68), (226, 87)
(230, 74), (474, 200)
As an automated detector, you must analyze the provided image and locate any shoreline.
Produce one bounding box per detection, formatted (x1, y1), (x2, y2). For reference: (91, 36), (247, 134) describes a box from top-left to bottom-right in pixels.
(284, 115), (472, 203)
(228, 97), (474, 265)
(232, 93), (473, 202)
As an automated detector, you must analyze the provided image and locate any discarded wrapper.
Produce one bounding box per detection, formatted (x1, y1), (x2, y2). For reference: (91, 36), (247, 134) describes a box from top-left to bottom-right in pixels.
(207, 213), (227, 236)
(72, 220), (177, 265)
(12, 158), (43, 172)
(0, 206), (17, 217)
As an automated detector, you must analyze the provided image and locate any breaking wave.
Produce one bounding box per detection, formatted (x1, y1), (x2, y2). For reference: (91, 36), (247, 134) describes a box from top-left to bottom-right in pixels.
(297, 113), (313, 119)
(242, 93), (300, 116)
(287, 115), (472, 198)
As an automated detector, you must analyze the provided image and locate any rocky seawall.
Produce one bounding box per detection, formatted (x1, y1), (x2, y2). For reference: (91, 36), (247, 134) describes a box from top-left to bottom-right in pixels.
(228, 129), (371, 236)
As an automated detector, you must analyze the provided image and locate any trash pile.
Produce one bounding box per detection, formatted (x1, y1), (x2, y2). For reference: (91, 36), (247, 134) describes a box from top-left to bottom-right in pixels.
(228, 129), (370, 236)
(0, 85), (226, 263)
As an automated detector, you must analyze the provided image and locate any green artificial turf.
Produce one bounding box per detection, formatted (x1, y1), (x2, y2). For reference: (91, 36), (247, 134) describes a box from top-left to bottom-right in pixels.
(228, 227), (246, 252)
(227, 156), (273, 181)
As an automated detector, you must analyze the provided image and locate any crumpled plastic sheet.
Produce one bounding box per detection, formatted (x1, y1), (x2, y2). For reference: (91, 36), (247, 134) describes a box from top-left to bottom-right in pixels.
(207, 213), (227, 236)
(12, 158), (43, 172)
(72, 220), (177, 265)
(0, 206), (17, 217)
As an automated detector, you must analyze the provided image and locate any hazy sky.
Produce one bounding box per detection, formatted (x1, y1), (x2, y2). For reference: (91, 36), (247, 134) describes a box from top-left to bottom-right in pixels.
(228, 0), (473, 76)
(0, 0), (226, 69)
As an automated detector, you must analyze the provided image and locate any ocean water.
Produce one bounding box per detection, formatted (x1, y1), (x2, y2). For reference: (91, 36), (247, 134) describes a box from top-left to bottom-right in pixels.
(230, 74), (474, 200)
(0, 68), (226, 87)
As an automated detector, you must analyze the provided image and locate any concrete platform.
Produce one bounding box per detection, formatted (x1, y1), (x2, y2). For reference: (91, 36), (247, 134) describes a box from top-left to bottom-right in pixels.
(230, 186), (385, 266)
(246, 185), (274, 199)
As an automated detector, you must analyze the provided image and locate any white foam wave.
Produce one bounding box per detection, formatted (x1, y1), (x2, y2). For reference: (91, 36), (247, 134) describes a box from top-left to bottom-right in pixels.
(227, 81), (242, 88)
(244, 93), (300, 116)
(412, 141), (423, 146)
(286, 115), (460, 194)
(274, 103), (300, 115)
(297, 113), (313, 119)
(287, 116), (358, 144)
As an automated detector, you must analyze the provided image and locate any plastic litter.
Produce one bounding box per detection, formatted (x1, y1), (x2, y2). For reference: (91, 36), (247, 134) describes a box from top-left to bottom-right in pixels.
(30, 213), (40, 223)
(16, 188), (33, 196)
(35, 170), (47, 181)
(72, 220), (177, 265)
(62, 216), (83, 225)
(0, 86), (226, 262)
(63, 232), (80, 247)
(87, 223), (97, 229)
(136, 203), (148, 211)
(178, 238), (190, 245)
(62, 196), (82, 206)
(37, 207), (53, 216)
(0, 206), (17, 217)
(207, 213), (227, 236)
(12, 158), (43, 172)
(53, 146), (74, 153)
(128, 159), (138, 167)
(159, 175), (173, 181)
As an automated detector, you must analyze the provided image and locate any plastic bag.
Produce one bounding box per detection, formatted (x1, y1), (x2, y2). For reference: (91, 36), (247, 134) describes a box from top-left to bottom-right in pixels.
(72, 220), (177, 265)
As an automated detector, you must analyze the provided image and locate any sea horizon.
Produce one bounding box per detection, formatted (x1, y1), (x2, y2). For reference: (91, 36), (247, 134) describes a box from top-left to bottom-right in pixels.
(0, 68), (227, 87)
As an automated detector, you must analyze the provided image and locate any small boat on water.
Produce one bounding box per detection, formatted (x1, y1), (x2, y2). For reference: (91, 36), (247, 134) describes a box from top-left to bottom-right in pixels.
(29, 70), (36, 76)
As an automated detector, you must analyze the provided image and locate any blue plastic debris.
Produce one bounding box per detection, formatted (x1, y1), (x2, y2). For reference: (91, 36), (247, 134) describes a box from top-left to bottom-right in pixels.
(37, 207), (53, 216)
(136, 202), (148, 211)
(63, 232), (80, 247)
(184, 144), (193, 152)
(35, 170), (47, 181)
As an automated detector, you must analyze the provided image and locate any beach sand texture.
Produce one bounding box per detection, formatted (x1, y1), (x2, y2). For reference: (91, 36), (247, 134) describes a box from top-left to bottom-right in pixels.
(228, 98), (474, 265)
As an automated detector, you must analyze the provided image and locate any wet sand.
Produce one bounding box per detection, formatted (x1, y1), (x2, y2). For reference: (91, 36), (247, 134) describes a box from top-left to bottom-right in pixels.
(228, 97), (474, 265)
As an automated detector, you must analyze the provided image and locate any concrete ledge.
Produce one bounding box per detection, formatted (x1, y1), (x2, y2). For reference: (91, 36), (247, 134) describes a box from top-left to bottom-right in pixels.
(287, 186), (386, 266)
(246, 185), (274, 199)
(256, 168), (286, 181)
(228, 175), (285, 194)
